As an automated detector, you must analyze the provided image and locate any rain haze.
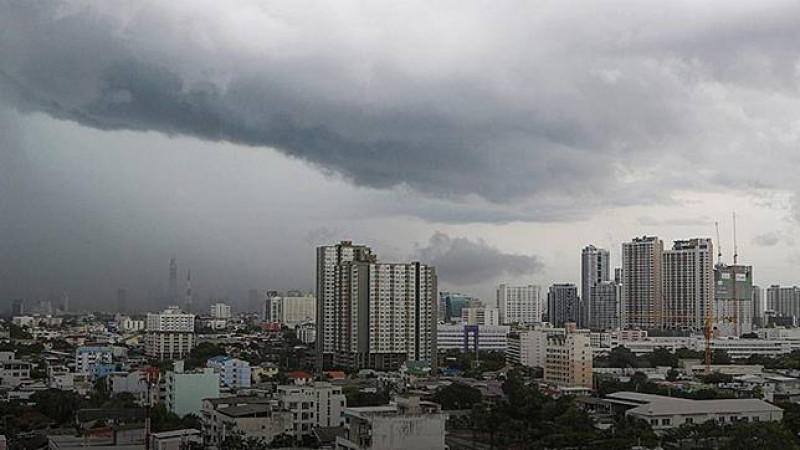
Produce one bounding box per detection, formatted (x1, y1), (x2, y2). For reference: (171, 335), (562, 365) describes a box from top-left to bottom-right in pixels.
(3, 1), (800, 311)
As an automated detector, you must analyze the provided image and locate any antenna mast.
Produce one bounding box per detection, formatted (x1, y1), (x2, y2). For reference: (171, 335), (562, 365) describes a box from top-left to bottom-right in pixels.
(733, 212), (738, 265)
(715, 221), (722, 266)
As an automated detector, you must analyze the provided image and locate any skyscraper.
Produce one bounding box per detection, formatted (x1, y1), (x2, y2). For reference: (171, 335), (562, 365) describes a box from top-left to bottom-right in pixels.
(11, 299), (23, 316)
(714, 264), (753, 336)
(316, 241), (376, 371)
(766, 285), (800, 324)
(589, 281), (620, 330)
(621, 236), (664, 329)
(497, 284), (543, 325)
(752, 285), (764, 328)
(581, 245), (610, 328)
(168, 258), (179, 304)
(547, 283), (580, 327)
(184, 270), (193, 313)
(332, 260), (437, 370)
(662, 238), (714, 332)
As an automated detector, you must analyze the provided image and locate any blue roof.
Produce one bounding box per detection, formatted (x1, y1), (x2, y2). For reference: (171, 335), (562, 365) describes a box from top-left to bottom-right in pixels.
(207, 355), (231, 363)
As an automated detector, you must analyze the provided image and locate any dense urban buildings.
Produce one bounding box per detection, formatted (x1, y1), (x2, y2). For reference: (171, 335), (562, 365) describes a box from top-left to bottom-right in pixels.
(497, 284), (543, 325)
(438, 292), (472, 323)
(621, 236), (664, 329)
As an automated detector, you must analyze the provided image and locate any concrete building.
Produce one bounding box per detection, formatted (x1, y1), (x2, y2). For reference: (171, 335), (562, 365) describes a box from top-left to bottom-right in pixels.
(0, 360), (31, 388)
(275, 383), (346, 439)
(581, 245), (610, 328)
(166, 361), (220, 416)
(606, 392), (782, 432)
(75, 346), (113, 377)
(621, 236), (664, 329)
(547, 284), (580, 327)
(316, 241), (376, 371)
(151, 429), (202, 450)
(544, 332), (592, 389)
(589, 282), (620, 330)
(146, 307), (196, 360)
(766, 285), (800, 325)
(331, 259), (437, 371)
(661, 238), (714, 332)
(336, 397), (446, 450)
(437, 324), (510, 353)
(206, 356), (252, 389)
(209, 303), (231, 320)
(460, 300), (499, 326)
(714, 264), (753, 336)
(438, 292), (472, 323)
(266, 292), (317, 327)
(753, 285), (765, 328)
(497, 284), (543, 325)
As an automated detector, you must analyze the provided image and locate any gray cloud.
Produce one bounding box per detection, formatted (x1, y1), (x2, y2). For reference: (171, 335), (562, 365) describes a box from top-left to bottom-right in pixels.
(416, 232), (543, 285)
(6, 1), (800, 223)
(752, 232), (781, 247)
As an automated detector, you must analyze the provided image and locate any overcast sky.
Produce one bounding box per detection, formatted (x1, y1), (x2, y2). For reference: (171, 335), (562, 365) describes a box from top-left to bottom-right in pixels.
(3, 1), (800, 312)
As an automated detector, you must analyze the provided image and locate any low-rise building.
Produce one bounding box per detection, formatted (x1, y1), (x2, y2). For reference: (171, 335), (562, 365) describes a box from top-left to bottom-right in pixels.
(336, 397), (446, 450)
(437, 324), (510, 353)
(544, 332), (592, 389)
(275, 383), (346, 439)
(166, 361), (220, 417)
(207, 356), (252, 389)
(75, 346), (113, 377)
(151, 429), (202, 450)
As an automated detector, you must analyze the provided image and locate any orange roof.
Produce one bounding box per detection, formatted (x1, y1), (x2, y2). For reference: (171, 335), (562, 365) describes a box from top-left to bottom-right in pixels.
(288, 371), (313, 379)
(323, 371), (346, 379)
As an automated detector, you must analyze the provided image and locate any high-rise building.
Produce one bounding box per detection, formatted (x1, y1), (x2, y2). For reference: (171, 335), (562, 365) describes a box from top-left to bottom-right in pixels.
(547, 283), (580, 327)
(332, 260), (437, 371)
(438, 292), (472, 323)
(316, 241), (376, 371)
(713, 264), (753, 336)
(266, 292), (316, 327)
(11, 299), (23, 316)
(184, 270), (194, 313)
(210, 302), (231, 320)
(621, 236), (664, 329)
(497, 284), (543, 325)
(581, 245), (610, 328)
(753, 285), (764, 328)
(661, 238), (714, 332)
(168, 258), (179, 304)
(766, 285), (800, 324)
(145, 307), (196, 360)
(61, 292), (69, 313)
(117, 289), (127, 313)
(589, 281), (620, 330)
(460, 300), (500, 326)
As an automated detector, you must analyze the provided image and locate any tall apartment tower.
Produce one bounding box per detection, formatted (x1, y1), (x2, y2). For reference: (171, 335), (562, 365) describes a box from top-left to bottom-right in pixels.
(547, 283), (580, 327)
(752, 285), (764, 328)
(621, 236), (664, 329)
(661, 238), (714, 332)
(590, 281), (620, 330)
(766, 285), (800, 324)
(168, 258), (179, 303)
(332, 260), (437, 371)
(315, 241), (376, 371)
(581, 245), (610, 328)
(145, 306), (196, 360)
(714, 264), (753, 336)
(497, 284), (543, 325)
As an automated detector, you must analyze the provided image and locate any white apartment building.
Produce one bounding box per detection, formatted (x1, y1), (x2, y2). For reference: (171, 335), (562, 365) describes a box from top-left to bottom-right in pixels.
(336, 397), (446, 450)
(437, 324), (510, 353)
(332, 260), (437, 371)
(209, 303), (231, 320)
(766, 285), (800, 324)
(75, 346), (113, 376)
(460, 302), (499, 326)
(621, 236), (664, 329)
(582, 245), (611, 328)
(316, 241), (376, 369)
(146, 307), (196, 360)
(276, 383), (346, 439)
(497, 284), (543, 325)
(266, 293), (316, 327)
(662, 239), (714, 332)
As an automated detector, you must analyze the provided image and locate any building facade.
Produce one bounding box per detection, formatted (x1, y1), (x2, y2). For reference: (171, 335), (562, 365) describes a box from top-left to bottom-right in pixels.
(145, 307), (196, 360)
(661, 238), (714, 332)
(437, 324), (510, 354)
(589, 282), (620, 330)
(581, 245), (610, 328)
(166, 361), (220, 417)
(547, 283), (580, 327)
(544, 333), (593, 389)
(206, 356), (252, 389)
(497, 284), (543, 325)
(621, 236), (664, 329)
(714, 264), (753, 337)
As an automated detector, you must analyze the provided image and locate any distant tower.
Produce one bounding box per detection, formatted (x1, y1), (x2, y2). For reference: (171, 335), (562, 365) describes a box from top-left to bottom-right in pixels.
(61, 292), (69, 313)
(168, 258), (179, 303)
(184, 270), (193, 313)
(117, 289), (127, 313)
(11, 299), (23, 316)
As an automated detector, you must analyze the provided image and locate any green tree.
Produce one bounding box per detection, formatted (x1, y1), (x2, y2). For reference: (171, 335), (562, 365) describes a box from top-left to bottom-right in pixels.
(433, 382), (482, 410)
(607, 346), (637, 368)
(648, 347), (679, 368)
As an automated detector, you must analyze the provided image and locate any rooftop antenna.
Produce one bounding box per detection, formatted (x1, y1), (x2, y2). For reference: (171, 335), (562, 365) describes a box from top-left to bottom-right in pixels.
(732, 212), (738, 266)
(715, 221), (722, 266)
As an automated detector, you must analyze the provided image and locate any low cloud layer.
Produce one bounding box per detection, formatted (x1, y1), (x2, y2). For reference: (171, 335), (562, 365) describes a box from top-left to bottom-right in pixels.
(416, 232), (543, 285)
(4, 2), (800, 222)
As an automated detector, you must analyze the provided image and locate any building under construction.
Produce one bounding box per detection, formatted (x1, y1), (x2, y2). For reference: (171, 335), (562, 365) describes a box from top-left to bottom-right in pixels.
(713, 264), (753, 337)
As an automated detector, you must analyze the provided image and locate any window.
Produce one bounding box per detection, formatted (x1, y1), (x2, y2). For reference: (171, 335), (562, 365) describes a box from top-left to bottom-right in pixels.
(685, 418), (693, 424)
(661, 418), (670, 426)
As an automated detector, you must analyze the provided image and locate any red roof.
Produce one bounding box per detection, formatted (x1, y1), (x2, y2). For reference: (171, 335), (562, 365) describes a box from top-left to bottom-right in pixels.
(323, 371), (346, 379)
(288, 371), (313, 379)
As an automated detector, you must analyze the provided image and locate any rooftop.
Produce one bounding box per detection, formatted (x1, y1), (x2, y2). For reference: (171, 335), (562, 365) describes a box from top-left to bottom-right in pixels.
(606, 392), (783, 417)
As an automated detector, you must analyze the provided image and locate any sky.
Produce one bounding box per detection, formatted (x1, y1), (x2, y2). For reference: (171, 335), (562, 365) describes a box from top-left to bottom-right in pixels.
(3, 1), (800, 312)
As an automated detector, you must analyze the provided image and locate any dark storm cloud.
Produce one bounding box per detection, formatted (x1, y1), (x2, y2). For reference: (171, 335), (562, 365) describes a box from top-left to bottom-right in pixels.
(7, 1), (800, 222)
(416, 232), (543, 285)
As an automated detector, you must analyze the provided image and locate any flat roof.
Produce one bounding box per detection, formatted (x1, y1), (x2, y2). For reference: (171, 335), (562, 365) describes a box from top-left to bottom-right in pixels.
(607, 392), (783, 417)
